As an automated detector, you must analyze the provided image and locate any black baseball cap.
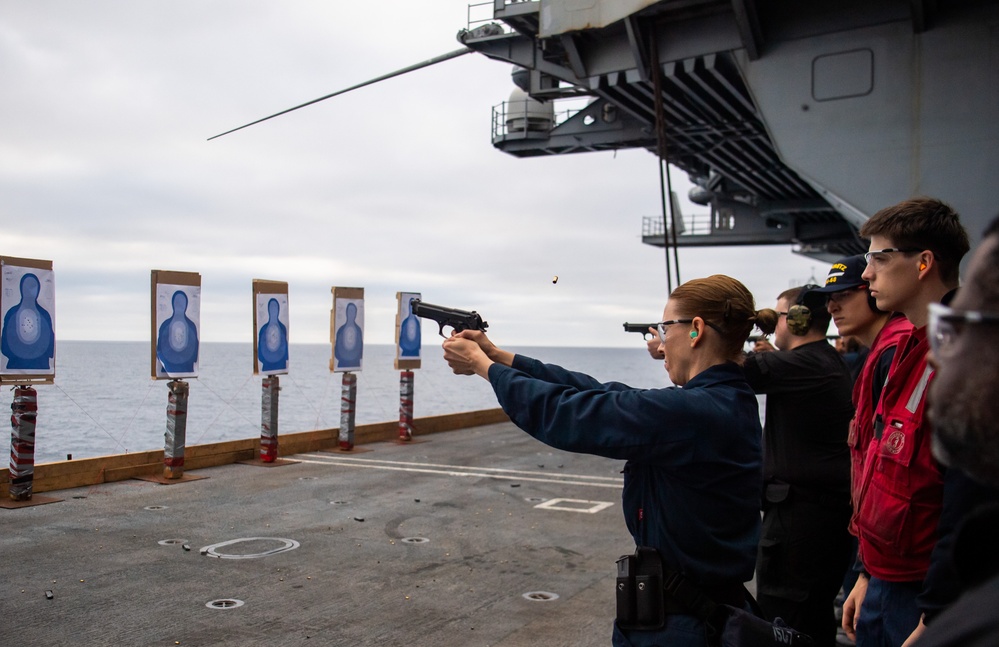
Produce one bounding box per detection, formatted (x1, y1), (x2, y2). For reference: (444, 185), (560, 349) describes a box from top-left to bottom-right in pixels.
(810, 254), (869, 293)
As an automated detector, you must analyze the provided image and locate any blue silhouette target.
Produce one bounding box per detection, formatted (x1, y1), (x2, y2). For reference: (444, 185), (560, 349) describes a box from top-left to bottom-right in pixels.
(398, 292), (421, 359)
(333, 299), (364, 371)
(155, 285), (200, 377)
(1, 268), (56, 374)
(256, 295), (289, 374)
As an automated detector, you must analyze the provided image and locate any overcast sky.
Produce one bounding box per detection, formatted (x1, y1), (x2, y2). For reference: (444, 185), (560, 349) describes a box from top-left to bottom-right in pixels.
(1, 0), (824, 348)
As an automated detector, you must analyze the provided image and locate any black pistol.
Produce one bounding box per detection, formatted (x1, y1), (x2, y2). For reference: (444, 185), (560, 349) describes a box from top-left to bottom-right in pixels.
(410, 298), (488, 338)
(623, 323), (658, 340)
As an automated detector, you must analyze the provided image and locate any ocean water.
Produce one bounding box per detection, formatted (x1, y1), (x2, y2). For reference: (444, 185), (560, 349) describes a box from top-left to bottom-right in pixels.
(16, 341), (673, 464)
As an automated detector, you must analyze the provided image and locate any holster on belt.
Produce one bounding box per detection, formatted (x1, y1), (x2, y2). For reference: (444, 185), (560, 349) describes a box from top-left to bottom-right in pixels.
(616, 547), (746, 631)
(615, 546), (665, 630)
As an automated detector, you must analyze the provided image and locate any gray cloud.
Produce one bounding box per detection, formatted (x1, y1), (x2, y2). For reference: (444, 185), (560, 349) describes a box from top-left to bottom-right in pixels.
(1, 1), (822, 348)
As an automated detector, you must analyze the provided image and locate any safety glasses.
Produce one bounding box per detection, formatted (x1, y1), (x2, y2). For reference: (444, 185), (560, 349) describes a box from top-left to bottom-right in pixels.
(927, 302), (999, 357)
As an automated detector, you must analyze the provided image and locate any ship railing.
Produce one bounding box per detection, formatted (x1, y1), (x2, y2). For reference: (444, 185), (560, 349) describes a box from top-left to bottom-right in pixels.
(466, 1), (513, 36)
(491, 99), (587, 140)
(466, 0), (540, 36)
(643, 213), (714, 238)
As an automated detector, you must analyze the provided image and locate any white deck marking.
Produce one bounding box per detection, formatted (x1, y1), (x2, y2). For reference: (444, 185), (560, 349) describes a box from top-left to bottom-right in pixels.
(200, 537), (301, 559)
(534, 498), (615, 513)
(295, 453), (623, 490)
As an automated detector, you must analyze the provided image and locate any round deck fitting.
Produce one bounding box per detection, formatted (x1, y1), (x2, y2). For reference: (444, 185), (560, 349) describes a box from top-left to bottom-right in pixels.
(522, 591), (560, 602)
(157, 538), (188, 546)
(206, 599), (245, 609)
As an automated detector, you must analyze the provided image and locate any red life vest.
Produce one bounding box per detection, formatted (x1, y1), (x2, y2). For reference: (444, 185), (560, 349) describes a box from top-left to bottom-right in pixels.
(847, 315), (912, 535)
(854, 327), (944, 582)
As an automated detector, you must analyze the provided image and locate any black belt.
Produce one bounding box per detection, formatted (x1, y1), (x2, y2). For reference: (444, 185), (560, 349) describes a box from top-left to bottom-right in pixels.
(764, 481), (849, 510)
(664, 579), (746, 614)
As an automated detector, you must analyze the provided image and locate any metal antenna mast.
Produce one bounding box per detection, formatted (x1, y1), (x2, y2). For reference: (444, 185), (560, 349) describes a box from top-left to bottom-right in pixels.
(208, 47), (472, 141)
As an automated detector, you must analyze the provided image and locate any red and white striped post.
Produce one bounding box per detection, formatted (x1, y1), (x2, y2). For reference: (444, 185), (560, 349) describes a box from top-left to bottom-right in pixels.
(9, 386), (38, 501)
(339, 372), (357, 450)
(164, 379), (189, 479)
(398, 371), (414, 441)
(260, 375), (280, 462)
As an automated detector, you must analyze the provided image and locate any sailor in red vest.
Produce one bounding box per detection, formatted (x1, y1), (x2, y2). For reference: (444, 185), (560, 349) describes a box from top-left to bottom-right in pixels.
(814, 255), (912, 532)
(812, 254), (912, 614)
(842, 197), (971, 647)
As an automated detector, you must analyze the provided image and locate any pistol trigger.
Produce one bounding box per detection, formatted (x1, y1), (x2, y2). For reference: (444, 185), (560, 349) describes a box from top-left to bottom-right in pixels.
(437, 323), (447, 338)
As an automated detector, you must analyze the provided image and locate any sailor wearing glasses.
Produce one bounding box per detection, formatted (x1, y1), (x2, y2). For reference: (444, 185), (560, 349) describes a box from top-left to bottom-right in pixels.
(916, 216), (999, 646)
(441, 275), (778, 647)
(809, 254), (914, 609)
(842, 197), (984, 647)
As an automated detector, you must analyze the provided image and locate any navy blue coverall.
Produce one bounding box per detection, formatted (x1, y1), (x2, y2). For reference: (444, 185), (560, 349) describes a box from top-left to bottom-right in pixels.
(487, 356), (763, 647)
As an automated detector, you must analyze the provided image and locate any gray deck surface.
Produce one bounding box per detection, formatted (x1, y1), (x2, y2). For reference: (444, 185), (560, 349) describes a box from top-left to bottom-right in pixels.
(1, 422), (636, 646)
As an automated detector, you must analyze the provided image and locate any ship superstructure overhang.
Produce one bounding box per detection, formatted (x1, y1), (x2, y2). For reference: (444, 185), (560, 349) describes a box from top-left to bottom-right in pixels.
(459, 0), (999, 261)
